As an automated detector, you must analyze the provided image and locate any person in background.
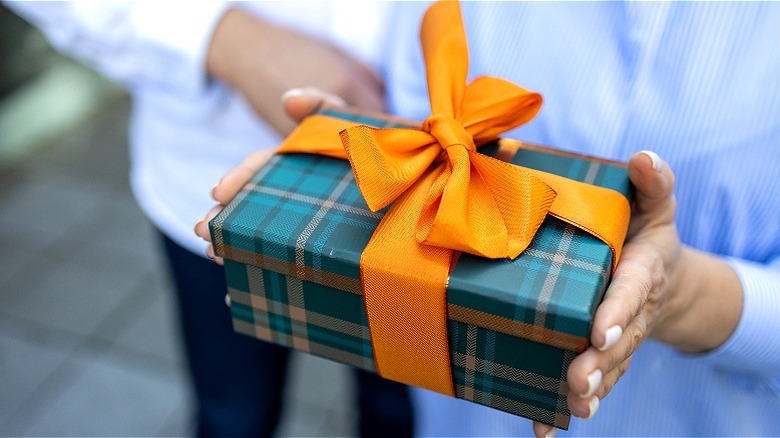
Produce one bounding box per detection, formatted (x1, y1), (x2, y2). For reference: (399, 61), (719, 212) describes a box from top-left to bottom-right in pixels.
(6, 2), (414, 437)
(198, 2), (780, 437)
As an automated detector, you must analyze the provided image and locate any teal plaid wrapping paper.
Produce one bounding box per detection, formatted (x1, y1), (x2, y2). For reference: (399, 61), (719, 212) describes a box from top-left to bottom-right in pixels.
(210, 109), (632, 429)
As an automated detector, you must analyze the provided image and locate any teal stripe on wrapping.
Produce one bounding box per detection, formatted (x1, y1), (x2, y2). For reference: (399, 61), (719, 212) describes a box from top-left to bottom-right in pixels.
(448, 320), (569, 417)
(224, 258), (250, 291)
(299, 278), (365, 323)
(509, 148), (632, 197)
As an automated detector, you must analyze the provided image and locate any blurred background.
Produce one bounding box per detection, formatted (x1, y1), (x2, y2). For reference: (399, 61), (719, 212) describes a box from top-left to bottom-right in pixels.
(0, 5), (356, 436)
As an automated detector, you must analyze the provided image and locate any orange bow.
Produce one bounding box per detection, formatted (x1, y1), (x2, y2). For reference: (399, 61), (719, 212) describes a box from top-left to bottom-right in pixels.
(341, 2), (554, 259)
(276, 1), (631, 396)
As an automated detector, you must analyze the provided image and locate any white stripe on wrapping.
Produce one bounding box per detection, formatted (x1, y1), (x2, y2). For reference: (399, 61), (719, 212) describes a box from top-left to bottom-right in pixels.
(583, 160), (601, 185)
(294, 172), (356, 271)
(287, 172), (356, 350)
(523, 248), (605, 274)
(534, 225), (576, 327)
(249, 184), (383, 221)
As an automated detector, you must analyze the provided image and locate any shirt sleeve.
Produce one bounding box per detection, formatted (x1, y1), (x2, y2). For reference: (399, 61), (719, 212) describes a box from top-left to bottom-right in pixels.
(6, 1), (229, 98)
(692, 256), (780, 378)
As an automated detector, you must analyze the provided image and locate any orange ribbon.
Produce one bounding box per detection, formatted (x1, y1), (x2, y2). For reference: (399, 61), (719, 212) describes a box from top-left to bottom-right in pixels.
(278, 1), (631, 396)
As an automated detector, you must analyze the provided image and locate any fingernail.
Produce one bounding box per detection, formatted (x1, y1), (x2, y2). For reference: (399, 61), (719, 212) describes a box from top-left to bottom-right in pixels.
(281, 88), (306, 103)
(224, 293), (232, 307)
(584, 396), (600, 420)
(599, 325), (622, 351)
(544, 426), (558, 438)
(639, 150), (663, 173)
(580, 369), (602, 398)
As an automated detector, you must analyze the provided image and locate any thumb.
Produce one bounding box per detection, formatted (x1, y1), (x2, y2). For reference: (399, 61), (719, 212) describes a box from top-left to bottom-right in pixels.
(282, 87), (347, 122)
(628, 150), (675, 217)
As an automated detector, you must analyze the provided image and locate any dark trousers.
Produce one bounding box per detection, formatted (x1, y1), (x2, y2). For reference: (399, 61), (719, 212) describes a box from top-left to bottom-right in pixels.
(159, 233), (414, 437)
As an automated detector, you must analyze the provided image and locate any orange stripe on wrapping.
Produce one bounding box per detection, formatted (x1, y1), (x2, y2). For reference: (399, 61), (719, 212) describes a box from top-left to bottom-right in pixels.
(448, 304), (589, 353)
(215, 244), (363, 295)
(361, 164), (456, 396)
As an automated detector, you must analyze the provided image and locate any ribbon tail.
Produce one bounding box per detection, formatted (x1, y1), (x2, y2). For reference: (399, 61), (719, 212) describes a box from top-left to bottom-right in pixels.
(421, 1), (469, 118)
(361, 165), (456, 396)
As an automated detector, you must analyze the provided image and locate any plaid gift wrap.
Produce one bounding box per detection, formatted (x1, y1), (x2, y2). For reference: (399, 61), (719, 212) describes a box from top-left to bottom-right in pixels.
(210, 108), (632, 429)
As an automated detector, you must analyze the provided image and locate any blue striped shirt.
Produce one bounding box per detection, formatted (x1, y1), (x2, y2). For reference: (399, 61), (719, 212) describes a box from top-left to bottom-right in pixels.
(383, 2), (780, 436)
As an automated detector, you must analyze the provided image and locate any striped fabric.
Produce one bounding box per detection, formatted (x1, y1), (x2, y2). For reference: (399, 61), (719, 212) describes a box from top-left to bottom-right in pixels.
(383, 2), (780, 435)
(210, 109), (632, 429)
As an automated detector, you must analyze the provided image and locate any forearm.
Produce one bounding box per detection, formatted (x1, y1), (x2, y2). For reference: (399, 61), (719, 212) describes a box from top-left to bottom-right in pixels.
(206, 7), (297, 133)
(651, 246), (743, 353)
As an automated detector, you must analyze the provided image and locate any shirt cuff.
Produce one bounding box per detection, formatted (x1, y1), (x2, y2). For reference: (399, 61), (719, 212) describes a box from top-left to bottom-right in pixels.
(690, 257), (780, 377)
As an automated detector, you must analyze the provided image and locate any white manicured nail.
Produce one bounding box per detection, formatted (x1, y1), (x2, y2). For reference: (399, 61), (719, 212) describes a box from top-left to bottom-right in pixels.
(599, 325), (622, 351)
(281, 88), (306, 103)
(584, 396), (600, 420)
(639, 150), (663, 173)
(224, 293), (232, 307)
(580, 369), (602, 398)
(544, 426), (558, 438)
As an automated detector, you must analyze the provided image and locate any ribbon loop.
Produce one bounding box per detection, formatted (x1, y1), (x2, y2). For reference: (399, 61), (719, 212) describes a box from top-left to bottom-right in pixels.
(342, 1), (550, 260)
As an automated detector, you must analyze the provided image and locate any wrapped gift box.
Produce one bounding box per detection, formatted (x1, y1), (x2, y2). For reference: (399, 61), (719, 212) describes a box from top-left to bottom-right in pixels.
(210, 108), (632, 429)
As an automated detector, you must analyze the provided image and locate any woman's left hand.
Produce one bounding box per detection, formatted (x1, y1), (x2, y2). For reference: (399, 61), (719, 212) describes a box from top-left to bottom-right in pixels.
(534, 150), (743, 438)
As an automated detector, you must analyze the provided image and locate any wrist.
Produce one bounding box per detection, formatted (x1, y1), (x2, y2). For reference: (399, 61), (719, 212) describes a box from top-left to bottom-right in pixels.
(651, 247), (743, 353)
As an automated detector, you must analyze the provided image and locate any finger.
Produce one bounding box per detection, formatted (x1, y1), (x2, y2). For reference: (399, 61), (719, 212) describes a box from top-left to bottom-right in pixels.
(212, 149), (275, 204)
(567, 356), (632, 419)
(589, 241), (660, 352)
(628, 150), (675, 217)
(533, 421), (558, 438)
(282, 86), (348, 122)
(205, 243), (224, 266)
(568, 393), (600, 421)
(194, 205), (226, 242)
(568, 312), (650, 414)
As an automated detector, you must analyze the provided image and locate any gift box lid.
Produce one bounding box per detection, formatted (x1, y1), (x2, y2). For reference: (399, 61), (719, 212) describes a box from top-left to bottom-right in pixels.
(211, 108), (632, 353)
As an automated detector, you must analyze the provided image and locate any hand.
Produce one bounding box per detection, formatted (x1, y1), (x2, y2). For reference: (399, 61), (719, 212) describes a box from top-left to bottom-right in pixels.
(194, 88), (345, 264)
(534, 151), (743, 438)
(206, 7), (385, 135)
